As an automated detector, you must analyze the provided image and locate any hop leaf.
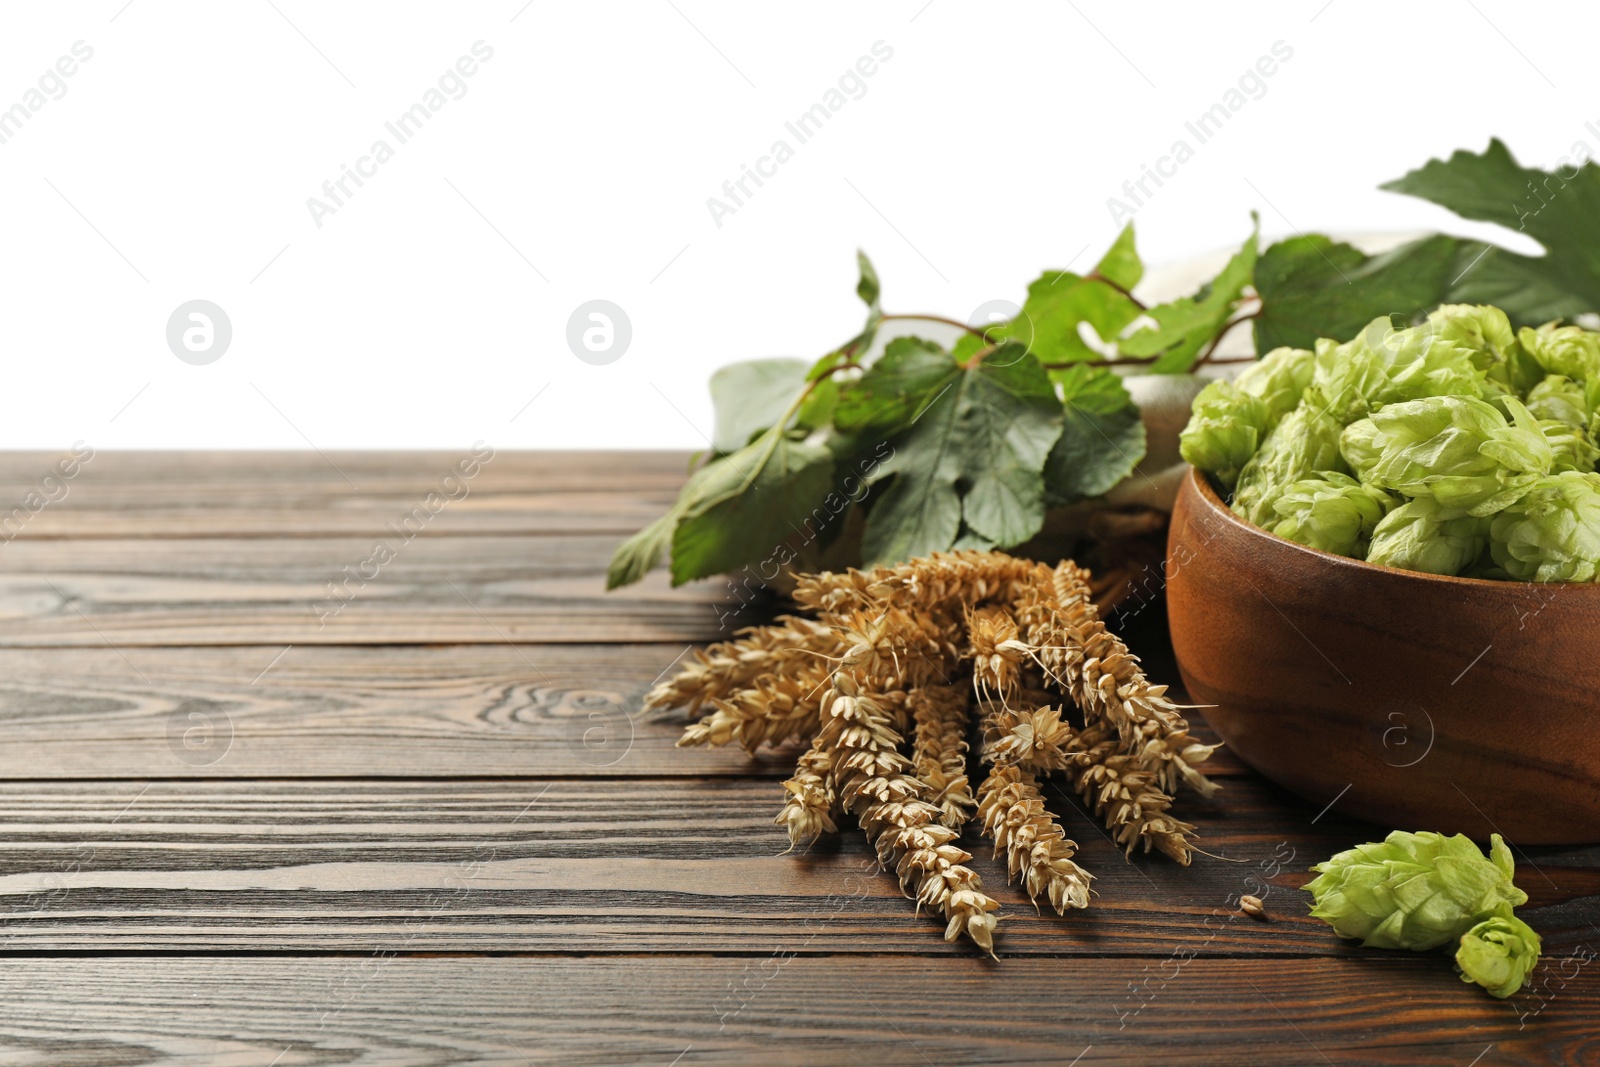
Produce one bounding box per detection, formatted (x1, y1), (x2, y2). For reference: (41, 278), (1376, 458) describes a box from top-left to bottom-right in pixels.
(1366, 497), (1490, 576)
(1306, 831), (1528, 951)
(1361, 395), (1550, 517)
(1456, 915), (1542, 998)
(1268, 472), (1396, 558)
(1488, 471), (1600, 582)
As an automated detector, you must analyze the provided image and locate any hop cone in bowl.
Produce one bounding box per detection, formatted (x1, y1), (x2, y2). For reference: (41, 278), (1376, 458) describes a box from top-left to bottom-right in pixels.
(1488, 471), (1600, 583)
(1305, 831), (1527, 951)
(1267, 471), (1395, 558)
(1365, 498), (1490, 577)
(1519, 322), (1600, 383)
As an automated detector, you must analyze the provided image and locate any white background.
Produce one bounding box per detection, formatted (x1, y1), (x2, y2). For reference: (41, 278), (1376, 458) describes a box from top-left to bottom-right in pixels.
(0, 0), (1591, 451)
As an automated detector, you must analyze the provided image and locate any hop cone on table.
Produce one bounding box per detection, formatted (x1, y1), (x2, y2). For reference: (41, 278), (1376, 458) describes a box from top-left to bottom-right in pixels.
(1456, 915), (1542, 998)
(1306, 831), (1528, 951)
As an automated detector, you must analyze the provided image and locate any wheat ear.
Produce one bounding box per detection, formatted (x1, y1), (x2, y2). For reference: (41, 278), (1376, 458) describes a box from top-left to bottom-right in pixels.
(646, 615), (842, 717)
(1069, 722), (1196, 864)
(775, 732), (837, 848)
(976, 763), (1094, 913)
(908, 684), (976, 829)
(820, 671), (1001, 955)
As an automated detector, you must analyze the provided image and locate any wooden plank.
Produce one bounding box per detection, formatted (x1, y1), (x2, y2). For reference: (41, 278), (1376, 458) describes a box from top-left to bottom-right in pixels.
(0, 955), (1590, 1065)
(0, 450), (691, 538)
(0, 644), (779, 778)
(0, 778), (1590, 955)
(0, 645), (1240, 779)
(0, 535), (752, 646)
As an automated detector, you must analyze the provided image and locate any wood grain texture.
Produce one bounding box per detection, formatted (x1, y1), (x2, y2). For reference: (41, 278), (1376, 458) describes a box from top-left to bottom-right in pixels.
(0, 644), (742, 778)
(1, 450), (1591, 1064)
(0, 450), (692, 537)
(0, 778), (1591, 956)
(0, 535), (753, 646)
(0, 644), (1243, 779)
(0, 956), (1592, 1066)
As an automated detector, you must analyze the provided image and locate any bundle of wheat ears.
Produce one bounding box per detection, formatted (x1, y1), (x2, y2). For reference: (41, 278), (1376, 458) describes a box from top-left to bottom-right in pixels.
(647, 550), (1218, 956)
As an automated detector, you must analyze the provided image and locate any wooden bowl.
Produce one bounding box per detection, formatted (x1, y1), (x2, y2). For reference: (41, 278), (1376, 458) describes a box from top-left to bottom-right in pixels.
(1166, 467), (1600, 844)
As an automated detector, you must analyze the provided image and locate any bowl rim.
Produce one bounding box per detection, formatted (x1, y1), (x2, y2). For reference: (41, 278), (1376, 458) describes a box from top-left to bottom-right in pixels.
(1181, 466), (1600, 593)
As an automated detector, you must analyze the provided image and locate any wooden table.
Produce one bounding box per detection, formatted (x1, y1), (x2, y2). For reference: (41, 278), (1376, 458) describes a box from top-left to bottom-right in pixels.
(0, 451), (1593, 1065)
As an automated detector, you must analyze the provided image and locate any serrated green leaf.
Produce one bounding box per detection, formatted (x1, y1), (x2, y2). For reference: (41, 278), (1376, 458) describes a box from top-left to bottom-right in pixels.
(994, 270), (1142, 364)
(668, 429), (836, 585)
(1252, 233), (1464, 353)
(1094, 222), (1143, 291)
(856, 249), (881, 309)
(1044, 366), (1148, 503)
(834, 336), (953, 436)
(861, 342), (1063, 565)
(606, 511), (677, 589)
(1382, 139), (1600, 323)
(1119, 219), (1258, 372)
(709, 358), (809, 452)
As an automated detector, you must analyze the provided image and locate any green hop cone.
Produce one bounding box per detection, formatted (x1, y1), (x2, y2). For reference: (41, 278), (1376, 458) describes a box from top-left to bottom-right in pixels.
(1235, 345), (1314, 423)
(1366, 497), (1490, 576)
(1340, 418), (1382, 483)
(1269, 471), (1396, 558)
(1541, 420), (1600, 475)
(1310, 317), (1482, 424)
(1306, 831), (1528, 951)
(1456, 915), (1542, 998)
(1179, 380), (1270, 489)
(1231, 405), (1348, 526)
(1518, 322), (1600, 383)
(1362, 395), (1551, 517)
(1525, 374), (1590, 430)
(1428, 304), (1543, 396)
(1488, 471), (1600, 582)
